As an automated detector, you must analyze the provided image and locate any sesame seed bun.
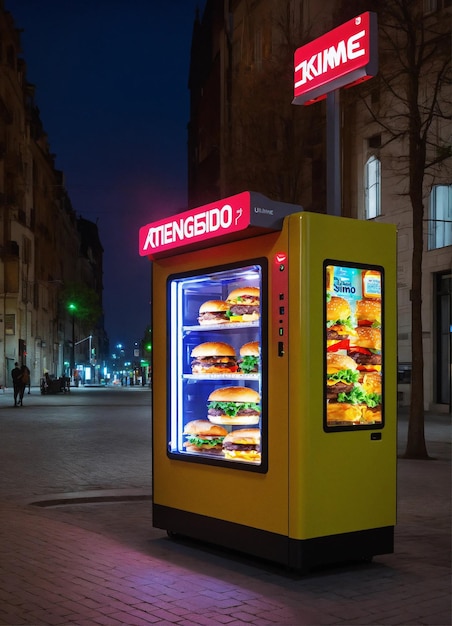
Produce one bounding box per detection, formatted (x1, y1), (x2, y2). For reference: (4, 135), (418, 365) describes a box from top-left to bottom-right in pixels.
(326, 353), (358, 374)
(226, 286), (260, 303)
(191, 342), (236, 358)
(355, 298), (381, 325)
(239, 341), (259, 357)
(349, 326), (381, 350)
(183, 420), (228, 437)
(327, 296), (351, 322)
(199, 300), (230, 313)
(208, 386), (260, 404)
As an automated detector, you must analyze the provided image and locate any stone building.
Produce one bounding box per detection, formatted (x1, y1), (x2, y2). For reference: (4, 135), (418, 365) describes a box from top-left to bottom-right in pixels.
(0, 2), (106, 387)
(187, 0), (451, 412)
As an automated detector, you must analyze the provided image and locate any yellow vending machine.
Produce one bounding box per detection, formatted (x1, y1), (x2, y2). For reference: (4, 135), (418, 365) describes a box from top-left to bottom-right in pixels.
(138, 191), (397, 572)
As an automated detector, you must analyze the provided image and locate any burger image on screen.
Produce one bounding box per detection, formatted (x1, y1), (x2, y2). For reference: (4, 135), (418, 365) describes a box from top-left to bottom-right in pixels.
(360, 371), (382, 423)
(226, 286), (260, 322)
(361, 404), (383, 424)
(183, 420), (228, 454)
(238, 341), (260, 373)
(326, 353), (360, 400)
(326, 295), (357, 351)
(355, 298), (381, 328)
(326, 354), (383, 424)
(326, 353), (362, 424)
(222, 428), (261, 463)
(207, 386), (261, 425)
(326, 401), (363, 424)
(198, 300), (230, 325)
(348, 326), (382, 373)
(191, 342), (238, 374)
(361, 371), (382, 396)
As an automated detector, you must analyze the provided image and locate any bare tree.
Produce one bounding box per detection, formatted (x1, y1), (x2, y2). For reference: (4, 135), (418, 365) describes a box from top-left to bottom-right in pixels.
(356, 1), (450, 457)
(222, 0), (450, 458)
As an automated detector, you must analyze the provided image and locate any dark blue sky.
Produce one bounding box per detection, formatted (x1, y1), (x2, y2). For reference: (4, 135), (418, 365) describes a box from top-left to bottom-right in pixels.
(5, 0), (204, 355)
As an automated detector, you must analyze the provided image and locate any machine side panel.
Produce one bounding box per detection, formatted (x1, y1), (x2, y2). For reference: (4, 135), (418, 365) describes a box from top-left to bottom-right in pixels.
(288, 212), (397, 540)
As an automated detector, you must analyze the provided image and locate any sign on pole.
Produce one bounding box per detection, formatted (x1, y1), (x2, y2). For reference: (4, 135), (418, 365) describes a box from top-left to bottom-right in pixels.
(293, 12), (377, 106)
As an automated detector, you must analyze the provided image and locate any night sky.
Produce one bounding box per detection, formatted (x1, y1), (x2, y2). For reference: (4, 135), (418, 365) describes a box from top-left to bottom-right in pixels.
(5, 0), (205, 356)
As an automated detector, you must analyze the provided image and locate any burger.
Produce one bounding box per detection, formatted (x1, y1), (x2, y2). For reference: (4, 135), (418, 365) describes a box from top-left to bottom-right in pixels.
(226, 286), (260, 322)
(326, 353), (360, 401)
(326, 295), (357, 351)
(348, 326), (382, 373)
(191, 342), (238, 374)
(326, 353), (362, 424)
(355, 298), (381, 328)
(222, 428), (261, 463)
(207, 386), (261, 425)
(326, 353), (382, 425)
(198, 300), (230, 325)
(238, 341), (260, 373)
(183, 420), (228, 454)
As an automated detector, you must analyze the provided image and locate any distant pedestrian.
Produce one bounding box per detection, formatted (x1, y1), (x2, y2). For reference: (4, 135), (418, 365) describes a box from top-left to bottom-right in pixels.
(11, 362), (22, 407)
(19, 365), (30, 406)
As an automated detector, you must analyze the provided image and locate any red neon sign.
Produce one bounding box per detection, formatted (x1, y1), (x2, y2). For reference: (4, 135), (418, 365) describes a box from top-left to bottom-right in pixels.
(139, 192), (302, 259)
(139, 192), (251, 258)
(293, 12), (377, 106)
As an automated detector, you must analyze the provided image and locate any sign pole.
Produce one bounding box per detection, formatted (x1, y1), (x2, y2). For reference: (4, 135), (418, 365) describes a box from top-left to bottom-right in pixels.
(327, 89), (341, 216)
(293, 12), (377, 218)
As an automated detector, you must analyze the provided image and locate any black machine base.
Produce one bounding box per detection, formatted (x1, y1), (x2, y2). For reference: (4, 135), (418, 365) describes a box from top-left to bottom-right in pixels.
(153, 503), (394, 572)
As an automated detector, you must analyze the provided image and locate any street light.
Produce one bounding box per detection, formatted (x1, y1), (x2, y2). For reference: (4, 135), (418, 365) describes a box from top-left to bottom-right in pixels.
(68, 302), (77, 378)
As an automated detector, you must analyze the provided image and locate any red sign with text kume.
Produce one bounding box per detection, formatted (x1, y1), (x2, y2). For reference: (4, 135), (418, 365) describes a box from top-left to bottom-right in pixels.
(293, 12), (377, 106)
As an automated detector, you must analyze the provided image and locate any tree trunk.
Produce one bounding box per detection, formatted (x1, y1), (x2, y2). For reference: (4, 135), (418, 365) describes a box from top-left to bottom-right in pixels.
(403, 188), (430, 459)
(402, 59), (430, 459)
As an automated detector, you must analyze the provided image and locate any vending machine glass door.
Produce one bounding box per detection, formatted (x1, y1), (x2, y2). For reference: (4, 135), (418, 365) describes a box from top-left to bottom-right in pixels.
(167, 260), (267, 472)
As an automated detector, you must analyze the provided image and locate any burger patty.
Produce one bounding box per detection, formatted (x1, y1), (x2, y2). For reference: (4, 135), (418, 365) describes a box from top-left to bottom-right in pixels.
(191, 357), (237, 369)
(327, 328), (348, 340)
(198, 311), (229, 322)
(229, 304), (259, 316)
(326, 381), (355, 400)
(349, 352), (381, 366)
(223, 442), (260, 452)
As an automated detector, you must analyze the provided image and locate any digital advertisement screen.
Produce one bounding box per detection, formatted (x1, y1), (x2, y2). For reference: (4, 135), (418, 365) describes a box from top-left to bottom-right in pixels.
(324, 261), (383, 430)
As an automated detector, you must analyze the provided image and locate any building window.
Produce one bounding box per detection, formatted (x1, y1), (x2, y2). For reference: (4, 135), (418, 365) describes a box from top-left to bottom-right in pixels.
(424, 0), (452, 13)
(364, 156), (381, 219)
(428, 184), (452, 250)
(253, 28), (262, 70)
(6, 45), (15, 69)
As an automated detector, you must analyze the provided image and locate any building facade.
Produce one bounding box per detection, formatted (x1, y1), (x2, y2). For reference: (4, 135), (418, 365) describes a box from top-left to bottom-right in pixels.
(188, 0), (451, 412)
(0, 3), (107, 387)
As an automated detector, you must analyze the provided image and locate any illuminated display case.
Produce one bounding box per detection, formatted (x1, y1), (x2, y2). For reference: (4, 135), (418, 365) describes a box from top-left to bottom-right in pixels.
(167, 261), (268, 471)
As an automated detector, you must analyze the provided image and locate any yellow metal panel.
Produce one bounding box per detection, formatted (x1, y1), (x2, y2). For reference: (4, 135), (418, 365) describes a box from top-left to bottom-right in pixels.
(287, 212), (397, 539)
(152, 211), (397, 542)
(152, 231), (290, 535)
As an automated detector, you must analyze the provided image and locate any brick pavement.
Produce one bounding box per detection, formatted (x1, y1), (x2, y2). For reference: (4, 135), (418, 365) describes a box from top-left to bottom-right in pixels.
(0, 387), (450, 626)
